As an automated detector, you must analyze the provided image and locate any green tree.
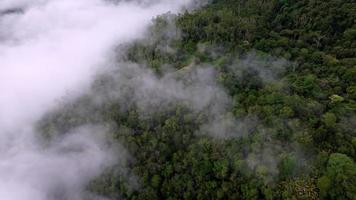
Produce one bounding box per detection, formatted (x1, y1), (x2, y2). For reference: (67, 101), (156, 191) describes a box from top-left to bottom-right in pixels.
(318, 153), (356, 199)
(322, 112), (337, 128)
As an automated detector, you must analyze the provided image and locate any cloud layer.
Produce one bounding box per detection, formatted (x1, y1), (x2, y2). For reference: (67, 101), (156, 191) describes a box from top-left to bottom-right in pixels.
(0, 0), (193, 199)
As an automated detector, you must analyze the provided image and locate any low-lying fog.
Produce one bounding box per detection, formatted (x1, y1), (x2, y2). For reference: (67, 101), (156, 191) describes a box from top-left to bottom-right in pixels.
(0, 0), (193, 199)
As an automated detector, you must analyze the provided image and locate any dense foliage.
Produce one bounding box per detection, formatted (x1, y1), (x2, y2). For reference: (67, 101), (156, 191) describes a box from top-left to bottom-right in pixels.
(39, 0), (356, 199)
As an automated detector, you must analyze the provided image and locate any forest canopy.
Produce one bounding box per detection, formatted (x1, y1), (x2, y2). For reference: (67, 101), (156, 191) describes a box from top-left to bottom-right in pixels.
(39, 0), (356, 199)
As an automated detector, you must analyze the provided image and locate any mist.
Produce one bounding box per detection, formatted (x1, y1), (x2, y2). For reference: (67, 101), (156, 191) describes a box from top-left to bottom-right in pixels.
(0, 0), (194, 199)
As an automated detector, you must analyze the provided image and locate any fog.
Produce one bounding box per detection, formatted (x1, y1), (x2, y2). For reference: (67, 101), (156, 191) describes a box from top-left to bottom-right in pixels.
(0, 0), (193, 199)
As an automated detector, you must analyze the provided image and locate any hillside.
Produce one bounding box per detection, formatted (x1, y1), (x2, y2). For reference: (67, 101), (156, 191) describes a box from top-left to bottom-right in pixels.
(39, 0), (356, 199)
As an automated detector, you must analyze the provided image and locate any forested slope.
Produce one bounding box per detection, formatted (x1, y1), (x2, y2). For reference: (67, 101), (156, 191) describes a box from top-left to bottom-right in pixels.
(39, 0), (356, 199)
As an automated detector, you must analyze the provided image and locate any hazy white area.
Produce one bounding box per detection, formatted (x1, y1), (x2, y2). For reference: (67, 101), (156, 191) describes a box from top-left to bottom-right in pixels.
(0, 0), (192, 199)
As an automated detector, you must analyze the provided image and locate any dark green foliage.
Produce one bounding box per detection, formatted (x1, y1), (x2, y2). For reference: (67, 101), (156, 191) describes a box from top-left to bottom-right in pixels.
(317, 153), (356, 199)
(38, 0), (356, 199)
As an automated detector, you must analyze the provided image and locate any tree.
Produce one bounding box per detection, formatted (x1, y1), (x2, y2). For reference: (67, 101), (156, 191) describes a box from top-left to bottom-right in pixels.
(317, 153), (356, 199)
(279, 154), (297, 180)
(322, 112), (337, 128)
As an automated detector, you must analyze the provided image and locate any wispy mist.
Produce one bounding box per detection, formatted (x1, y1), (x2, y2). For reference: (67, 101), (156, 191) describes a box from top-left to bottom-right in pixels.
(0, 0), (193, 199)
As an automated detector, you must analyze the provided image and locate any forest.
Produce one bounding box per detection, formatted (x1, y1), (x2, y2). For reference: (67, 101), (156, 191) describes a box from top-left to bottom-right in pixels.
(38, 0), (356, 199)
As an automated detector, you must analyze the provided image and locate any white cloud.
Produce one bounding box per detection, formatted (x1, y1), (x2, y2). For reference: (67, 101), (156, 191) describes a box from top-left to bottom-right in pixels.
(0, 0), (192, 199)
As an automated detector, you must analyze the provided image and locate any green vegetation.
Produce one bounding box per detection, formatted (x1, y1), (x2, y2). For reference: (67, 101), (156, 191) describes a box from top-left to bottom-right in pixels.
(39, 0), (356, 199)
